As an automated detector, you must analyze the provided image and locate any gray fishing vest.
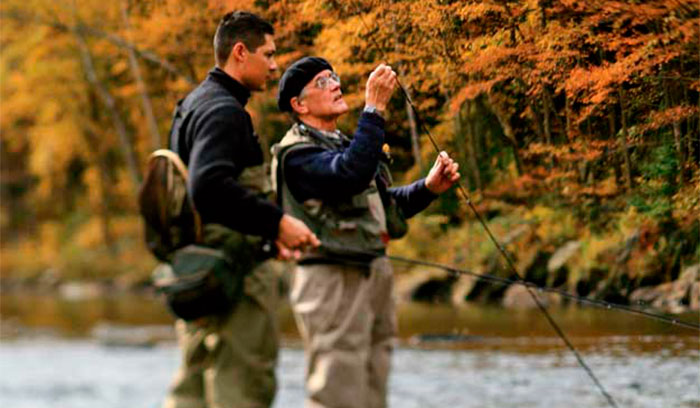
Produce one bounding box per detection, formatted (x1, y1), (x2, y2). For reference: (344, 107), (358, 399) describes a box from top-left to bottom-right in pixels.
(271, 123), (390, 260)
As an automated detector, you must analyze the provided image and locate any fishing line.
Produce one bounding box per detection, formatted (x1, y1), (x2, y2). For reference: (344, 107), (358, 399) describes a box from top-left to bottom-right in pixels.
(342, 2), (623, 406)
(315, 244), (700, 331)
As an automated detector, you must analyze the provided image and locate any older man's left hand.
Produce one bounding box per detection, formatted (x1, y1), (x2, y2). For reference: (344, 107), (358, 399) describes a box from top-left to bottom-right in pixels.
(425, 151), (460, 194)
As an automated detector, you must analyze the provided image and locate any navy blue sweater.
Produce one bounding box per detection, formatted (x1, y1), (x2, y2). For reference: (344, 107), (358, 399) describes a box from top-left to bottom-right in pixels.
(284, 112), (436, 218)
(169, 68), (283, 240)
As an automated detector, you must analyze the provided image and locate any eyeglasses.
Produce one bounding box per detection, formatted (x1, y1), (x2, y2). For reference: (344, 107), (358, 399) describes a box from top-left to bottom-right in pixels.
(313, 72), (341, 89)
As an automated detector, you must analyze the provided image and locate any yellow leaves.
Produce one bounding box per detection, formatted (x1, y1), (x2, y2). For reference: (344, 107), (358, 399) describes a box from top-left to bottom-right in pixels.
(82, 166), (103, 211)
(672, 172), (700, 221)
(28, 117), (86, 199)
(455, 2), (506, 22)
(110, 59), (129, 76)
(211, 0), (258, 12)
(75, 216), (105, 249)
(112, 168), (139, 211)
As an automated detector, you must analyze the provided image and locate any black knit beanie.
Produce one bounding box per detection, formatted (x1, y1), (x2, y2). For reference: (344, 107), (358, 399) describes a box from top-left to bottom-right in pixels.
(277, 56), (333, 112)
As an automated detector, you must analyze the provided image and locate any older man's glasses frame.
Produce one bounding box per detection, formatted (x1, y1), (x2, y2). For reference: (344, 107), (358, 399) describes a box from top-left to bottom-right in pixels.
(314, 72), (341, 90)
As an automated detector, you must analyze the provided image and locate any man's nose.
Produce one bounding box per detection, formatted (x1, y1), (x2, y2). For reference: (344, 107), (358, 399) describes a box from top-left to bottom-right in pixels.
(269, 58), (278, 72)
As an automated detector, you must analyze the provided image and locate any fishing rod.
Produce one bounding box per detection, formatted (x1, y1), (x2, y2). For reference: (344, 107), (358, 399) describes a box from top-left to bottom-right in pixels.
(344, 3), (622, 407)
(316, 244), (700, 331)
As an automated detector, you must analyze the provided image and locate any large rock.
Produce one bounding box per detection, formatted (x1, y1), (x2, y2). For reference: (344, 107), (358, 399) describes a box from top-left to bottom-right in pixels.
(547, 241), (581, 273)
(394, 268), (453, 303)
(629, 264), (699, 313)
(58, 281), (104, 301)
(502, 284), (561, 309)
(451, 275), (478, 304)
(91, 323), (175, 347)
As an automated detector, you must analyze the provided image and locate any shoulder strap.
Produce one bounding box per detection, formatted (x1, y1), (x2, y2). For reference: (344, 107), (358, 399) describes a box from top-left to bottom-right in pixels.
(144, 149), (203, 244)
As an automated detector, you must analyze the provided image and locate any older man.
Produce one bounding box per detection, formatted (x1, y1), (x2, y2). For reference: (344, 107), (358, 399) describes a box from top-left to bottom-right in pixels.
(272, 57), (460, 408)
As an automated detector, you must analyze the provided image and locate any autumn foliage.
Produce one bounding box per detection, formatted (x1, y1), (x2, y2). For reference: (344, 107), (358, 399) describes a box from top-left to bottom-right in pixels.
(1, 1), (698, 291)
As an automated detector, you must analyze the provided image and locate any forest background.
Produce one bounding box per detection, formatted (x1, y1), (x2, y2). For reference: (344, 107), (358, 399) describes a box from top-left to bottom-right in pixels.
(1, 0), (698, 312)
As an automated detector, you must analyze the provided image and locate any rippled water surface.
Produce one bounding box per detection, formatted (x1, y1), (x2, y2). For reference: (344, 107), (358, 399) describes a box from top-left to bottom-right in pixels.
(1, 294), (698, 407)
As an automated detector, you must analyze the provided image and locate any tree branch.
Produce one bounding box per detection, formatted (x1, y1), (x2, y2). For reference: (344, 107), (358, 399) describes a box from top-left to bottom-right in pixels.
(0, 9), (196, 85)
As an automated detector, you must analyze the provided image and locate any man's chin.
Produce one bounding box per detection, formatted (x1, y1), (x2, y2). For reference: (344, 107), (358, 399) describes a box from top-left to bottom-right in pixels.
(336, 102), (349, 115)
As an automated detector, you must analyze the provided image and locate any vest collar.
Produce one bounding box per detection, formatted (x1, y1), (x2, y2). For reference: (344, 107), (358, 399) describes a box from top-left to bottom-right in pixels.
(298, 122), (349, 147)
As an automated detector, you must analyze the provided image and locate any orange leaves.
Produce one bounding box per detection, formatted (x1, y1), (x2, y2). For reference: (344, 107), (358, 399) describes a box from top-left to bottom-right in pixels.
(523, 141), (611, 164)
(462, 44), (519, 76)
(455, 2), (507, 23)
(450, 78), (504, 112)
(642, 105), (700, 132)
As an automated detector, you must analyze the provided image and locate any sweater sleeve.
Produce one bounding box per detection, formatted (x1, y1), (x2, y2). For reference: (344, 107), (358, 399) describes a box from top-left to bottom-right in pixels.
(283, 112), (386, 202)
(387, 178), (438, 218)
(187, 107), (283, 239)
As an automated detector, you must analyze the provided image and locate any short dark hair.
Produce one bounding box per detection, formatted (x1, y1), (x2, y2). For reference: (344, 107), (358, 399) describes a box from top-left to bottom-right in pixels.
(213, 11), (274, 66)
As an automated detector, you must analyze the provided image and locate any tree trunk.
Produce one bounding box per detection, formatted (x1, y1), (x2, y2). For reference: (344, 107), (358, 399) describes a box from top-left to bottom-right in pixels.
(84, 90), (116, 254)
(565, 93), (572, 140)
(3, 9), (195, 85)
(673, 120), (684, 182)
(542, 88), (552, 145)
(529, 99), (545, 142)
(462, 101), (482, 190)
(608, 110), (623, 187)
(391, 8), (423, 173)
(485, 93), (524, 175)
(121, 0), (161, 151)
(663, 77), (685, 185)
(539, 0), (547, 29)
(452, 104), (470, 190)
(405, 95), (423, 173)
(618, 87), (634, 190)
(75, 30), (141, 193)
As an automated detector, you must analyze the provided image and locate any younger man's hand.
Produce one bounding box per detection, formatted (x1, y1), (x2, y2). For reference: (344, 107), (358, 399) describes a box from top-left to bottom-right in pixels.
(277, 214), (321, 250)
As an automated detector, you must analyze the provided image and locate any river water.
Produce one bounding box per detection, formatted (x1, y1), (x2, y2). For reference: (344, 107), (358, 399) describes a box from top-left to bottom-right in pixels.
(1, 293), (698, 408)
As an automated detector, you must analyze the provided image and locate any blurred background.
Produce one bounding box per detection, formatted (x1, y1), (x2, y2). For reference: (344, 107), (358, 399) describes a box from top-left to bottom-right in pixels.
(0, 0), (698, 407)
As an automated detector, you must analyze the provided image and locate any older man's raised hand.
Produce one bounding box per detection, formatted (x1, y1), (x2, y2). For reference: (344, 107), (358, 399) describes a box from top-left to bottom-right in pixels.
(365, 64), (397, 113)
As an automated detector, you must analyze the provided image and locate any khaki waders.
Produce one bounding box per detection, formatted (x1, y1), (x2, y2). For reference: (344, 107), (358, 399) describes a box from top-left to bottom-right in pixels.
(163, 261), (279, 408)
(289, 257), (397, 408)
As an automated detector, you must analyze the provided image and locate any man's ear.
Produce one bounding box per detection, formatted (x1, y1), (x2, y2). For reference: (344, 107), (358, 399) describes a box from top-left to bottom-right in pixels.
(290, 96), (308, 115)
(229, 42), (248, 63)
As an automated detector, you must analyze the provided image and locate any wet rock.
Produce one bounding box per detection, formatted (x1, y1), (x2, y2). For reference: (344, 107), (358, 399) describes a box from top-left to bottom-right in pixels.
(408, 333), (483, 347)
(0, 318), (23, 340)
(628, 286), (659, 307)
(501, 284), (561, 309)
(501, 224), (531, 245)
(690, 281), (700, 311)
(450, 275), (477, 304)
(395, 268), (452, 303)
(466, 257), (514, 302)
(523, 250), (552, 288)
(411, 277), (456, 303)
(629, 264), (699, 313)
(616, 229), (640, 264)
(547, 241), (581, 273)
(58, 281), (104, 301)
(38, 268), (62, 289)
(91, 323), (175, 347)
(576, 267), (610, 298)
